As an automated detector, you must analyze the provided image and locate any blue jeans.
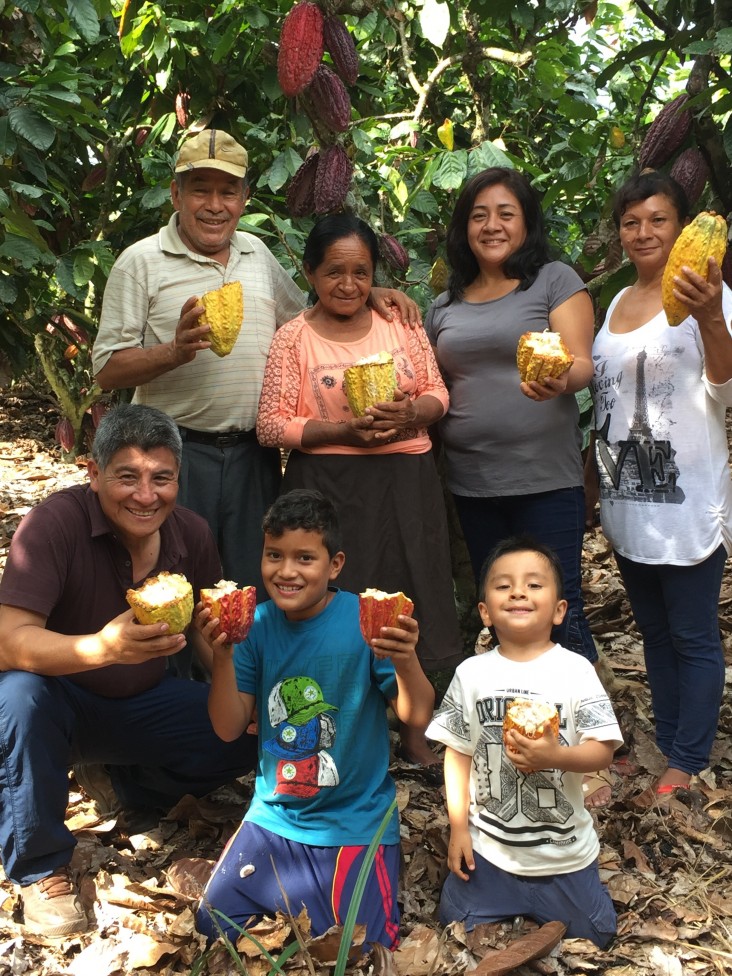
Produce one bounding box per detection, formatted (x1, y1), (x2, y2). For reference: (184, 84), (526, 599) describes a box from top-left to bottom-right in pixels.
(197, 822), (401, 950)
(439, 851), (616, 948)
(453, 487), (596, 662)
(0, 672), (257, 885)
(614, 546), (726, 774)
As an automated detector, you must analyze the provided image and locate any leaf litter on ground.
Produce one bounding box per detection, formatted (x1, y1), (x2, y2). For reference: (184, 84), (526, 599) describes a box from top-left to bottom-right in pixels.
(0, 385), (730, 975)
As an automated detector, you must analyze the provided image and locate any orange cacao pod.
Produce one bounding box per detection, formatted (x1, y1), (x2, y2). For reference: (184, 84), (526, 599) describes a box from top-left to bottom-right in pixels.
(200, 581), (257, 643)
(638, 93), (692, 169)
(359, 589), (414, 644)
(286, 152), (320, 217)
(669, 147), (710, 205)
(662, 211), (728, 326)
(277, 1), (324, 98)
(323, 15), (358, 86)
(379, 234), (410, 273)
(306, 64), (351, 133)
(63, 343), (79, 361)
(314, 144), (353, 214)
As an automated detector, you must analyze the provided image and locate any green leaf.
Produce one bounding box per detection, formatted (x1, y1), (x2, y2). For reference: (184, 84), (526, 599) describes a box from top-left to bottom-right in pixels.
(0, 189), (9, 211)
(468, 141), (514, 175)
(9, 182), (45, 200)
(420, 0), (451, 48)
(72, 251), (95, 286)
(0, 115), (18, 158)
(409, 189), (439, 215)
(7, 107), (56, 151)
(264, 152), (291, 192)
(433, 150), (468, 190)
(2, 203), (48, 249)
(56, 254), (89, 301)
(0, 273), (18, 304)
(0, 234), (46, 269)
(67, 0), (100, 44)
(141, 183), (171, 209)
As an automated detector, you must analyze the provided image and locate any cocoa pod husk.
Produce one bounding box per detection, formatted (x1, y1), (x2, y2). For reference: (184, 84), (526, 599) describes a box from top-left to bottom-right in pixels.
(323, 15), (358, 86)
(277, 1), (324, 98)
(314, 144), (353, 214)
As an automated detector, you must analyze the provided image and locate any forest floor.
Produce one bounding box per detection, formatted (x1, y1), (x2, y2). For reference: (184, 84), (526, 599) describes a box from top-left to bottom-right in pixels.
(0, 382), (730, 976)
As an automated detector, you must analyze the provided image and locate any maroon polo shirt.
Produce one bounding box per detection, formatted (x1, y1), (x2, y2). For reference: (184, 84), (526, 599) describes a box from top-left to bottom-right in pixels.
(0, 484), (222, 698)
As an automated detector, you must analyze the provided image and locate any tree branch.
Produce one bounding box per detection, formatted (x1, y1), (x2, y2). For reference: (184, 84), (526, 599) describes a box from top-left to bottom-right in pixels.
(634, 0), (672, 35)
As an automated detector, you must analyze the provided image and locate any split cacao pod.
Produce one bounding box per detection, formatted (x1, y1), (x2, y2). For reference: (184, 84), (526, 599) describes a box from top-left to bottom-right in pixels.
(200, 580), (257, 643)
(344, 352), (397, 416)
(516, 330), (573, 383)
(277, 1), (324, 98)
(198, 281), (244, 357)
(379, 234), (410, 273)
(661, 211), (728, 326)
(638, 93), (692, 170)
(323, 15), (358, 86)
(126, 572), (194, 635)
(286, 152), (320, 217)
(359, 588), (414, 644)
(669, 147), (710, 205)
(306, 64), (351, 133)
(314, 144), (353, 214)
(503, 699), (559, 746)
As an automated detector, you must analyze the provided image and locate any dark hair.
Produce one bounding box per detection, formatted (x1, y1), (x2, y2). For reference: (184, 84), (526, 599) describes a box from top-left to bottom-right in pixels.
(478, 535), (565, 602)
(612, 171), (690, 228)
(262, 489), (343, 557)
(303, 213), (380, 275)
(91, 404), (182, 469)
(445, 167), (551, 304)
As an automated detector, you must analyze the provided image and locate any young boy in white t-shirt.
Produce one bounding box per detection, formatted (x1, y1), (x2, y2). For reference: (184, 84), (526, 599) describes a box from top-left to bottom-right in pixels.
(427, 536), (622, 947)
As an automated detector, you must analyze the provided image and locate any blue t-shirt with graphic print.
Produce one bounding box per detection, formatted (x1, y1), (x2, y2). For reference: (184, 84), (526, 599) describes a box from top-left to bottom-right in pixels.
(234, 589), (400, 846)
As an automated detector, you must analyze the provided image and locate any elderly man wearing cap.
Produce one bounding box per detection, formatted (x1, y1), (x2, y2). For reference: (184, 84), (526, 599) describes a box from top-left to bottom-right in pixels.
(93, 130), (417, 598)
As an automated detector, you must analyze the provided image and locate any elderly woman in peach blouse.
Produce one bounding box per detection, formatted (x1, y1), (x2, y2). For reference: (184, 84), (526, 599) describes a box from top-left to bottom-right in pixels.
(257, 213), (463, 769)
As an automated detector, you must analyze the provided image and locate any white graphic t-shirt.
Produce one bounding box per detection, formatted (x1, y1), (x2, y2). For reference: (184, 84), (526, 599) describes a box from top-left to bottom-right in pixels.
(426, 644), (622, 876)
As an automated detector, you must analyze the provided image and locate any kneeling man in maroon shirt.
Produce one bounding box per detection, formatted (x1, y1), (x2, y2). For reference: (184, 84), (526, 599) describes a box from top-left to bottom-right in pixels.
(0, 403), (257, 938)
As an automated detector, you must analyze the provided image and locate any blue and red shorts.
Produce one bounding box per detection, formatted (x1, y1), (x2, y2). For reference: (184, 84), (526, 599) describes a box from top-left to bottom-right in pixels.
(196, 821), (401, 950)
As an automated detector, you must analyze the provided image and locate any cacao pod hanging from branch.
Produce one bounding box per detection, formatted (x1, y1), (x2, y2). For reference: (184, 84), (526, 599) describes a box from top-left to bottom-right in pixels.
(323, 15), (359, 86)
(277, 1), (325, 98)
(286, 152), (320, 217)
(669, 147), (710, 205)
(638, 93), (692, 170)
(314, 144), (353, 214)
(305, 64), (351, 133)
(379, 234), (410, 273)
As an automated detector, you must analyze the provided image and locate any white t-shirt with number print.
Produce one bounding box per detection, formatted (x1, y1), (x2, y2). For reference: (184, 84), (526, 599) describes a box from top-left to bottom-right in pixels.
(427, 644), (622, 876)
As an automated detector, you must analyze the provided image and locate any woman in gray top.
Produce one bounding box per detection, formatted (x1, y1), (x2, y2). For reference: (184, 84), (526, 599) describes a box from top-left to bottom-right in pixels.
(425, 167), (596, 664)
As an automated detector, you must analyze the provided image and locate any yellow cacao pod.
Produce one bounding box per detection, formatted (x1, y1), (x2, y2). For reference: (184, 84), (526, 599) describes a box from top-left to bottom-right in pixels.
(516, 330), (573, 383)
(662, 211), (728, 326)
(126, 572), (194, 634)
(343, 352), (397, 417)
(199, 281), (244, 357)
(503, 698), (559, 746)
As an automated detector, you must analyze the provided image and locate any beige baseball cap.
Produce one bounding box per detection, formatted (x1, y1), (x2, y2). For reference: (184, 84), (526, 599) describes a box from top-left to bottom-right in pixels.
(174, 129), (248, 178)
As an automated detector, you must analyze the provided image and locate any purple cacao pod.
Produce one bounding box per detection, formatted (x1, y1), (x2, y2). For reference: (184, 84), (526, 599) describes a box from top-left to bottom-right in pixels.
(314, 145), (353, 214)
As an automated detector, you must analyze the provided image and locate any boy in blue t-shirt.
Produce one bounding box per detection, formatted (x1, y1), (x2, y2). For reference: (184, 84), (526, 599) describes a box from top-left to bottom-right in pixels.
(194, 489), (435, 949)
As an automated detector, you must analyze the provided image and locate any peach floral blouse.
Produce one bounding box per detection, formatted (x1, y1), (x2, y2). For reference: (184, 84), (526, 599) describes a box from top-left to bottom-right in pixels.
(256, 311), (449, 455)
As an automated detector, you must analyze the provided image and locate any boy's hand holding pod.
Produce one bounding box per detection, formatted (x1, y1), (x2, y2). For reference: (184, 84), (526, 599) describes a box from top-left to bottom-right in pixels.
(359, 588), (417, 660)
(503, 699), (560, 773)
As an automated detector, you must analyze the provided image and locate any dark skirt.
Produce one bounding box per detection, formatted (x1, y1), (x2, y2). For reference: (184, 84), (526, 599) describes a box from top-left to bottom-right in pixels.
(283, 450), (464, 671)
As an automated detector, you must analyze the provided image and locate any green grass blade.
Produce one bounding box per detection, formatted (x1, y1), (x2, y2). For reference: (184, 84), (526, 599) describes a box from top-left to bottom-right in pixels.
(333, 797), (398, 976)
